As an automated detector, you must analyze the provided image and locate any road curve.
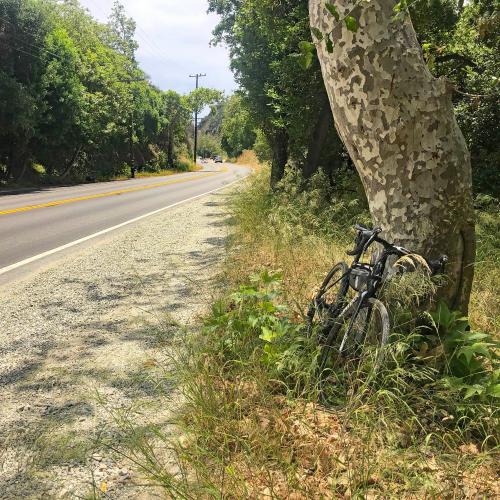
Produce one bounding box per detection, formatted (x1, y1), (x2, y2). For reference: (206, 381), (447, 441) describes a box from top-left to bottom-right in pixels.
(0, 163), (249, 282)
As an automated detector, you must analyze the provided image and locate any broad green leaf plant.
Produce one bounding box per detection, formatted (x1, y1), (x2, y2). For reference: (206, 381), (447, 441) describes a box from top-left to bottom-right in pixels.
(428, 302), (499, 401)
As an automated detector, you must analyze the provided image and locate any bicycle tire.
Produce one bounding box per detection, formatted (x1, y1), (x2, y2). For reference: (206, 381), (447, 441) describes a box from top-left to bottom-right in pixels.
(306, 261), (349, 336)
(318, 298), (390, 373)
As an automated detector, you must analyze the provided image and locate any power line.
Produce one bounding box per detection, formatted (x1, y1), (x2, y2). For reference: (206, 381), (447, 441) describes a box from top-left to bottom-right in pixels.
(1, 41), (47, 63)
(93, 0), (177, 71)
(82, 0), (109, 20)
(1, 7), (168, 89)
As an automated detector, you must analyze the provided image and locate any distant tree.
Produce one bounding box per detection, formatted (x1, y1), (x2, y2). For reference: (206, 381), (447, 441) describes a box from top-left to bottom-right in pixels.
(198, 134), (222, 158)
(208, 0), (345, 186)
(252, 129), (273, 163)
(220, 95), (256, 158)
(162, 90), (190, 168)
(107, 0), (138, 61)
(186, 87), (223, 117)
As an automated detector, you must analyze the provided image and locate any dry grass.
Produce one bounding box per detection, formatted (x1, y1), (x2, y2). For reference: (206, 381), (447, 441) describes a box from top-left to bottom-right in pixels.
(235, 149), (263, 170)
(228, 168), (499, 339)
(135, 169), (177, 178)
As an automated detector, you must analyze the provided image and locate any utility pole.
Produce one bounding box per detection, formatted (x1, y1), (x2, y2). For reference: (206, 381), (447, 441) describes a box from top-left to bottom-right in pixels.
(189, 73), (206, 163)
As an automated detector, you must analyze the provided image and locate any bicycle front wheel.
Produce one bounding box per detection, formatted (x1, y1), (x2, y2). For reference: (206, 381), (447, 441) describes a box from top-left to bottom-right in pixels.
(307, 262), (349, 337)
(319, 298), (390, 373)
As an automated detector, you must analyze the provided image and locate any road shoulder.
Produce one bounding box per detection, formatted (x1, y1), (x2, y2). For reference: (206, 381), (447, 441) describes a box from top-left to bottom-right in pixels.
(0, 189), (232, 498)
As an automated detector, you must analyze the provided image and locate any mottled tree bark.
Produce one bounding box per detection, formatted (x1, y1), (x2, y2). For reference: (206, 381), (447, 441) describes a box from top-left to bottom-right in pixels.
(309, 0), (476, 312)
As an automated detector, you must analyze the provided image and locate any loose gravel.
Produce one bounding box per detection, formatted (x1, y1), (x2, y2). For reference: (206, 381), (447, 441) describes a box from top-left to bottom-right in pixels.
(0, 190), (232, 499)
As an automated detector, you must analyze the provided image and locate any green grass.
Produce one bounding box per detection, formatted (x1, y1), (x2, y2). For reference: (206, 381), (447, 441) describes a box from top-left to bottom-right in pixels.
(0, 159), (200, 191)
(118, 166), (499, 497)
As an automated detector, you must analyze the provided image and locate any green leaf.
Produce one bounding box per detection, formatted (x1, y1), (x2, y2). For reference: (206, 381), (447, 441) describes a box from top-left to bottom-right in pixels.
(259, 326), (276, 343)
(326, 37), (334, 53)
(296, 41), (315, 69)
(464, 384), (484, 399)
(298, 52), (313, 70)
(457, 342), (493, 364)
(470, 342), (494, 358)
(311, 27), (324, 41)
(465, 332), (490, 342)
(393, 0), (407, 13)
(344, 16), (358, 33)
(325, 3), (340, 22)
(298, 41), (315, 53)
(248, 315), (259, 328)
(486, 383), (500, 398)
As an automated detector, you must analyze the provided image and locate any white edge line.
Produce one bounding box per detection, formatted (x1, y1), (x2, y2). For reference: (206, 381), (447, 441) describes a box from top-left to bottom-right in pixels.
(0, 175), (247, 276)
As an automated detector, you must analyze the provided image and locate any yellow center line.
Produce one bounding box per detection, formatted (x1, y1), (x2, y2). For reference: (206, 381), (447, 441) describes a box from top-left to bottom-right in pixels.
(0, 171), (222, 216)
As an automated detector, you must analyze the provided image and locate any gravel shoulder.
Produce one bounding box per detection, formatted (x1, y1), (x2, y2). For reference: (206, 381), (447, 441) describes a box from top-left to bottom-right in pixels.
(0, 190), (233, 499)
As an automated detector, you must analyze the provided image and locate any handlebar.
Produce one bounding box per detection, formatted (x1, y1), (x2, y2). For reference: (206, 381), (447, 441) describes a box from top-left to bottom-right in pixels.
(347, 225), (382, 256)
(348, 224), (448, 274)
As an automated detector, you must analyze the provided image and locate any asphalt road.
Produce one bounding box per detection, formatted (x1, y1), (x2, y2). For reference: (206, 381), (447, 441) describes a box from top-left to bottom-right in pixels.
(0, 163), (249, 282)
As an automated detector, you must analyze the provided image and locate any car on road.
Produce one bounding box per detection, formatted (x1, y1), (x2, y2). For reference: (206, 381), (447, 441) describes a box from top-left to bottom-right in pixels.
(214, 156), (223, 163)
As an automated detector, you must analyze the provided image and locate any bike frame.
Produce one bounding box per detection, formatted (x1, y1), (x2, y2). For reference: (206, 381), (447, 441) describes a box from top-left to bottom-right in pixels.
(333, 235), (409, 353)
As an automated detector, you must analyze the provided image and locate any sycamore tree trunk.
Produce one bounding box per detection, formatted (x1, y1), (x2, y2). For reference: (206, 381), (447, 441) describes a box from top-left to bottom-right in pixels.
(309, 0), (476, 313)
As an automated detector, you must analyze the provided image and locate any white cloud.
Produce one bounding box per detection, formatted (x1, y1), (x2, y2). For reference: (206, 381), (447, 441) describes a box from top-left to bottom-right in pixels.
(79, 0), (235, 94)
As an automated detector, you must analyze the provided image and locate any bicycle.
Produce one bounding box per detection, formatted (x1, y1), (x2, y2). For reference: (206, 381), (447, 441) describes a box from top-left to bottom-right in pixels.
(307, 224), (448, 373)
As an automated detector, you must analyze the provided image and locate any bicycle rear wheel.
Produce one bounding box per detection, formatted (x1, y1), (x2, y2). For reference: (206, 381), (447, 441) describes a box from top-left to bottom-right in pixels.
(307, 262), (349, 337)
(319, 298), (390, 373)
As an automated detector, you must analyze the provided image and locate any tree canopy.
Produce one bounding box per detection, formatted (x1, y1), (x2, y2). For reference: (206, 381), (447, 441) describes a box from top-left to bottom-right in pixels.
(0, 0), (220, 184)
(209, 0), (499, 195)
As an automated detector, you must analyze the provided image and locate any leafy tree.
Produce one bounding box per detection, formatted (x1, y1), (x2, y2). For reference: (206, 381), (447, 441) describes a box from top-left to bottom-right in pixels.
(253, 129), (273, 163)
(107, 0), (138, 62)
(186, 87), (223, 116)
(162, 90), (190, 168)
(198, 133), (222, 158)
(0, 0), (198, 183)
(220, 94), (256, 158)
(34, 27), (86, 177)
(208, 0), (345, 185)
(0, 0), (49, 181)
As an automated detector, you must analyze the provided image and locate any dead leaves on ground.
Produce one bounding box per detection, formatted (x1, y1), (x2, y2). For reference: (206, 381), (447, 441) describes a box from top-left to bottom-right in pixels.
(199, 395), (499, 498)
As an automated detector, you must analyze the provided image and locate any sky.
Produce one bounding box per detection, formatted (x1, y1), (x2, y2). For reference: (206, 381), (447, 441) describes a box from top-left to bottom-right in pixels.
(79, 0), (236, 95)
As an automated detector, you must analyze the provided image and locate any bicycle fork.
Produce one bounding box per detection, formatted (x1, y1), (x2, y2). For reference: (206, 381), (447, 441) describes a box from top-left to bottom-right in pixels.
(338, 292), (370, 355)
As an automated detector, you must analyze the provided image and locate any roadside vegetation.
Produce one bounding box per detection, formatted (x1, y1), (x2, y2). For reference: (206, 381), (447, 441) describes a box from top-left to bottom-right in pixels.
(0, 0), (220, 187)
(2, 0), (498, 496)
(119, 166), (498, 497)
